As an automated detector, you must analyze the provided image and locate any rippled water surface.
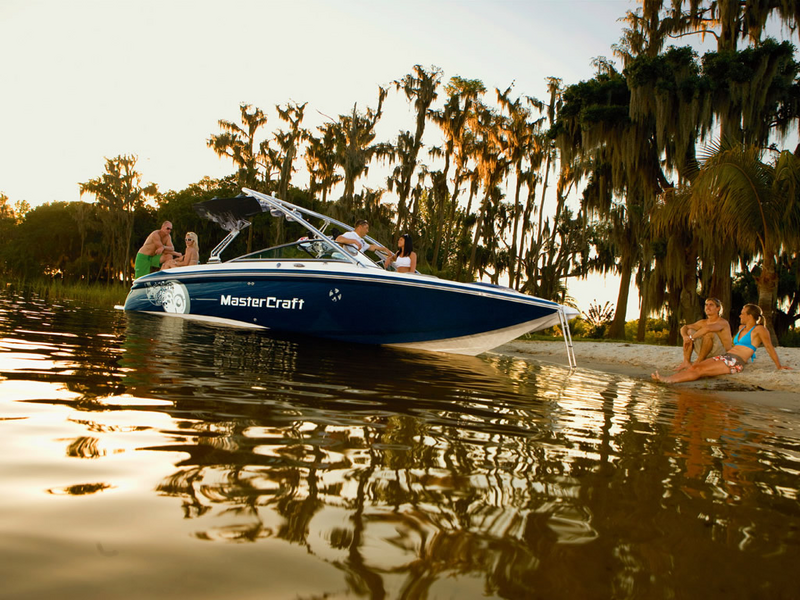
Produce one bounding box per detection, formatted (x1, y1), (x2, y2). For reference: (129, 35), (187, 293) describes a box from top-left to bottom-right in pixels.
(1, 292), (799, 599)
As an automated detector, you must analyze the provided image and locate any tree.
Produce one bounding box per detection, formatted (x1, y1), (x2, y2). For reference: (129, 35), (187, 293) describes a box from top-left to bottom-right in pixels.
(305, 122), (343, 203)
(271, 102), (308, 203)
(0, 194), (20, 276)
(429, 76), (485, 272)
(158, 175), (240, 261)
(208, 104), (269, 190)
(208, 104), (272, 252)
(689, 141), (800, 343)
(467, 102), (510, 276)
(79, 155), (157, 283)
(390, 65), (442, 233)
(555, 60), (666, 338)
(620, 3), (800, 335)
(525, 77), (561, 291)
(335, 87), (390, 211)
(496, 85), (540, 287)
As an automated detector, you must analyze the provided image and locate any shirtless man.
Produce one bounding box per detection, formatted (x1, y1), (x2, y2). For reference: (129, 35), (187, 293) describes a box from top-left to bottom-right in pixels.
(675, 297), (733, 372)
(134, 221), (182, 279)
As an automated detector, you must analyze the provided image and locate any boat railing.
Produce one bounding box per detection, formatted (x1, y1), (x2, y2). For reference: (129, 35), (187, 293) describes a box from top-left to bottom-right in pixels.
(242, 189), (392, 269)
(208, 229), (243, 264)
(242, 188), (392, 267)
(558, 306), (577, 370)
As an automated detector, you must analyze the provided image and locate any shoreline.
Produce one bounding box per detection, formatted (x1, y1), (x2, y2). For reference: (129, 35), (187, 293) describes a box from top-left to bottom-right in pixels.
(492, 339), (800, 412)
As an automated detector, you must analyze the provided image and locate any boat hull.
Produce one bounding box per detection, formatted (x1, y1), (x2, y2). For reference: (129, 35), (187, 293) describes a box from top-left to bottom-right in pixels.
(124, 265), (572, 355)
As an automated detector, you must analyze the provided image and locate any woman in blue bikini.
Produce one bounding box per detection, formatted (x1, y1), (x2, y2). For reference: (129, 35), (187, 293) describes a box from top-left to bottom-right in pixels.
(652, 304), (791, 383)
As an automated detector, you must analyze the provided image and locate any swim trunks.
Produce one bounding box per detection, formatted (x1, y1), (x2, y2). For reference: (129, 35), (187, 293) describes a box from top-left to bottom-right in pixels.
(711, 353), (745, 374)
(692, 334), (725, 358)
(134, 252), (161, 279)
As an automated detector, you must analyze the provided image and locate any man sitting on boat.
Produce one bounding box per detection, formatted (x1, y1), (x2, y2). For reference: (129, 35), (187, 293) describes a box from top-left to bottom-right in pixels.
(134, 221), (182, 279)
(336, 220), (389, 255)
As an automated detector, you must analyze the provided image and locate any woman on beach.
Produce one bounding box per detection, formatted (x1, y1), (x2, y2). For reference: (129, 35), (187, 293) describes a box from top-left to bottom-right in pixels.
(161, 232), (199, 270)
(652, 304), (791, 383)
(384, 233), (417, 273)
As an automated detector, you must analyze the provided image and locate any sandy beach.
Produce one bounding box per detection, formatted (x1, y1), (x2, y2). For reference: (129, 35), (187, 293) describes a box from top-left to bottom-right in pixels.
(493, 339), (800, 411)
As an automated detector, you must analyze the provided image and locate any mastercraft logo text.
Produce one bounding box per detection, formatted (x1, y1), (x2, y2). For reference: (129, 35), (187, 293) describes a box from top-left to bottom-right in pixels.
(220, 295), (305, 309)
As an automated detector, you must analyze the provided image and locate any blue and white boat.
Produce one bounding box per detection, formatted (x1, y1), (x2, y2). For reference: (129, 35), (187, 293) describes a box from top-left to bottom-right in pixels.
(123, 189), (578, 359)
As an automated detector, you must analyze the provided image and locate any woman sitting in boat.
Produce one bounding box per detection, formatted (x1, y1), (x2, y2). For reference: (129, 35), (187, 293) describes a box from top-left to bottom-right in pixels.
(384, 233), (417, 273)
(652, 303), (791, 383)
(162, 232), (199, 270)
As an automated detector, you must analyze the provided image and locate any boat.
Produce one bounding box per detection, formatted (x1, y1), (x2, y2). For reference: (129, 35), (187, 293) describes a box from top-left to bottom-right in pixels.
(123, 189), (578, 361)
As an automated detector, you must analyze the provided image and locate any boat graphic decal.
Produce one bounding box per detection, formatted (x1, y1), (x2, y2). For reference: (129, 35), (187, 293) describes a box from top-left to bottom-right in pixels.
(145, 281), (191, 314)
(220, 295), (305, 310)
(329, 288), (342, 302)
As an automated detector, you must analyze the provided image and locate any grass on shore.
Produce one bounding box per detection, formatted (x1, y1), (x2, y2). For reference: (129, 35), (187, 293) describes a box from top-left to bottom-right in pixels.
(1, 278), (129, 307)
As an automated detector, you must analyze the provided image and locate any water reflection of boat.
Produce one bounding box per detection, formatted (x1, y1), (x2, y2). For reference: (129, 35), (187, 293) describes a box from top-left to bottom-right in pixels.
(123, 189), (577, 358)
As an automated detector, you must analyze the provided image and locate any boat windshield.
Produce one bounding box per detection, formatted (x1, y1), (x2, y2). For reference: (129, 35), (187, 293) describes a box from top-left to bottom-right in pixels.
(230, 239), (382, 268)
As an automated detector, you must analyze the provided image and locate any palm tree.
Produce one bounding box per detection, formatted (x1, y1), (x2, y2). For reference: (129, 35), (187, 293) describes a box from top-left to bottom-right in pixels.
(526, 77), (561, 291)
(555, 59), (666, 339)
(79, 155), (157, 283)
(208, 103), (268, 189)
(262, 101), (308, 244)
(273, 101), (308, 202)
(619, 4), (800, 336)
(391, 65), (442, 233)
(429, 76), (485, 271)
(496, 85), (538, 287)
(305, 122), (343, 203)
(689, 141), (800, 343)
(649, 185), (703, 343)
(335, 88), (389, 211)
(208, 104), (270, 252)
(467, 103), (510, 276)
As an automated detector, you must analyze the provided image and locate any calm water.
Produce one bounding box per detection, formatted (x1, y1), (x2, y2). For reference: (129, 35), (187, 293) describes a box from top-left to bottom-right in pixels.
(1, 292), (799, 599)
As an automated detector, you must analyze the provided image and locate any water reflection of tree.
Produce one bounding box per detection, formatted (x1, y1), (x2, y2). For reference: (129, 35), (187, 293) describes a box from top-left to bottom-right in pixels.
(127, 337), (798, 597)
(147, 398), (602, 597)
(66, 435), (104, 459)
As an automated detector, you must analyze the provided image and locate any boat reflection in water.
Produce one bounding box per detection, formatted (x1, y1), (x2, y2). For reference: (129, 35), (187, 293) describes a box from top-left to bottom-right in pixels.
(1, 294), (799, 599)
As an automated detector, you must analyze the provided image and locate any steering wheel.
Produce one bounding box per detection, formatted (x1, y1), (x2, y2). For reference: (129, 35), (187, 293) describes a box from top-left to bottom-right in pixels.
(309, 241), (325, 258)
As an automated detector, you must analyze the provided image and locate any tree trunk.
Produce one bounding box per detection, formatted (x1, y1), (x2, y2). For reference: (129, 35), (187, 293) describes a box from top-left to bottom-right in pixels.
(468, 202), (486, 276)
(757, 257), (780, 346)
(608, 255), (632, 339)
(708, 245), (734, 324)
(636, 271), (649, 342)
(509, 167), (523, 287)
(679, 272), (699, 326)
(440, 170), (464, 269)
(667, 286), (681, 346)
(454, 184), (475, 282)
(516, 179), (536, 290)
(533, 151), (552, 279)
(431, 155), (452, 269)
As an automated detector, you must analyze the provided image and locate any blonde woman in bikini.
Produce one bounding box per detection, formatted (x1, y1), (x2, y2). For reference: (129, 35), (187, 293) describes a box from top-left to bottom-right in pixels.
(652, 304), (791, 383)
(161, 232), (199, 270)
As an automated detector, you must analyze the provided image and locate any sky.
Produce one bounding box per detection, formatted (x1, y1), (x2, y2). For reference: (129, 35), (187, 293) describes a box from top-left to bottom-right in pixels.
(0, 0), (640, 316)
